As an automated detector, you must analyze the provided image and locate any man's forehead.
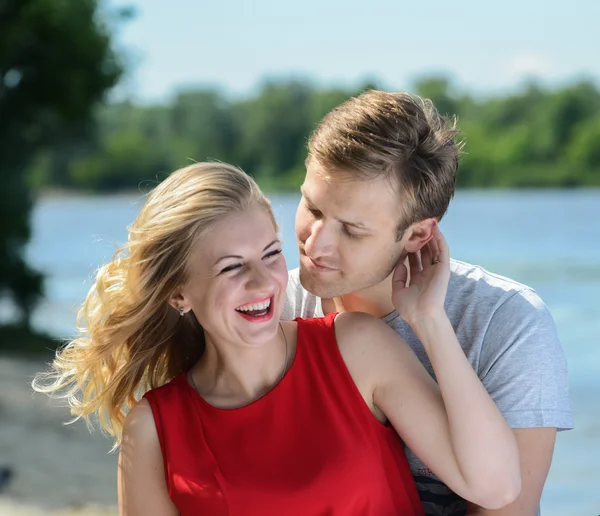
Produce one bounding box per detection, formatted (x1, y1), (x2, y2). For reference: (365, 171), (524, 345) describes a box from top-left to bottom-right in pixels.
(302, 176), (400, 227)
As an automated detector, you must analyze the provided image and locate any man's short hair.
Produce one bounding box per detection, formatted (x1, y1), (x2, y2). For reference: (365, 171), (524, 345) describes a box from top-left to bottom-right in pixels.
(308, 90), (462, 239)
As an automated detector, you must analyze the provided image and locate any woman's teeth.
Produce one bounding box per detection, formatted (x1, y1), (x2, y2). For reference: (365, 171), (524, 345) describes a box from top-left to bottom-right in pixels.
(235, 299), (271, 314)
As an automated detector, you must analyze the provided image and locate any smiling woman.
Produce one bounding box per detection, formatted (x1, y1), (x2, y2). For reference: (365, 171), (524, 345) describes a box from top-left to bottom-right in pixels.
(172, 207), (287, 355)
(32, 162), (520, 516)
(32, 163), (278, 438)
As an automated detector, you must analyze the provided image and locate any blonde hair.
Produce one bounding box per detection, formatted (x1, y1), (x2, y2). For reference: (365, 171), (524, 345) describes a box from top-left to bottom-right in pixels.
(308, 90), (462, 239)
(33, 162), (274, 446)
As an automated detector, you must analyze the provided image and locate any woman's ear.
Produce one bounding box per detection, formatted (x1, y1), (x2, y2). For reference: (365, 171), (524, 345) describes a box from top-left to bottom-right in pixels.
(403, 218), (437, 254)
(168, 288), (187, 312)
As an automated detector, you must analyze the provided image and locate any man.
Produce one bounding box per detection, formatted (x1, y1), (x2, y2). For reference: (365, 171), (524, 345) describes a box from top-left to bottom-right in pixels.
(282, 90), (573, 516)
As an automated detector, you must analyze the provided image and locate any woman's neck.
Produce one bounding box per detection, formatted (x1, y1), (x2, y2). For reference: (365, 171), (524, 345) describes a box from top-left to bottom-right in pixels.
(189, 324), (291, 408)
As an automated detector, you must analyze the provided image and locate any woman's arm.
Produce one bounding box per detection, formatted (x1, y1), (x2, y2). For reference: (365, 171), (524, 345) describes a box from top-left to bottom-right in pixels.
(118, 399), (179, 516)
(335, 227), (521, 510)
(336, 312), (520, 510)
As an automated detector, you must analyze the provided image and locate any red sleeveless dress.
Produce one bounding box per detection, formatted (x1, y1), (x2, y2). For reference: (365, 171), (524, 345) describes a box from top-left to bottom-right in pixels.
(144, 313), (424, 515)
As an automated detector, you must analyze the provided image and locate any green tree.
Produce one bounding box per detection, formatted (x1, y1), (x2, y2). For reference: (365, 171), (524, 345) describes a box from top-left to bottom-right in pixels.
(23, 76), (600, 193)
(0, 0), (124, 326)
(414, 76), (461, 117)
(236, 81), (314, 184)
(565, 116), (600, 184)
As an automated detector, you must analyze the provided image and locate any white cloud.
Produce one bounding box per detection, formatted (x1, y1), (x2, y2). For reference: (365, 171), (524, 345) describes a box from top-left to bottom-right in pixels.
(503, 53), (553, 81)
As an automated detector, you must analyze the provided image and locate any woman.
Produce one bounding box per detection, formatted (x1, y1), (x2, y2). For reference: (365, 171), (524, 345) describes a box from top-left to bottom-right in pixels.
(34, 163), (520, 516)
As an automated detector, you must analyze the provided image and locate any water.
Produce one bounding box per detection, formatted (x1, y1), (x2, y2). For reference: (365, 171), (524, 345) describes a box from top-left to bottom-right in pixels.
(16, 190), (600, 514)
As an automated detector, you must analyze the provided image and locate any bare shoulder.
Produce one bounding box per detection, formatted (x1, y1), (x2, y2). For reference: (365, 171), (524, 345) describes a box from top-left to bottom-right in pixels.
(333, 311), (424, 386)
(122, 398), (159, 449)
(334, 311), (408, 357)
(119, 398), (177, 515)
(333, 312), (413, 412)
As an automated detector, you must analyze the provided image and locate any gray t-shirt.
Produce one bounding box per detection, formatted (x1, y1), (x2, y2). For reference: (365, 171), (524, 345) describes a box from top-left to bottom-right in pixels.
(282, 259), (573, 516)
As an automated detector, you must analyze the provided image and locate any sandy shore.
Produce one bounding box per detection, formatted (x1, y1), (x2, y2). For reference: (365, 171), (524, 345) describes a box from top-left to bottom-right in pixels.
(0, 354), (118, 514)
(0, 500), (116, 516)
(1, 352), (598, 516)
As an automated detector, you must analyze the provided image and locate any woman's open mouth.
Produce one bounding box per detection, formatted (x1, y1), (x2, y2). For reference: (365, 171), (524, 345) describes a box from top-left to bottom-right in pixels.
(234, 296), (275, 322)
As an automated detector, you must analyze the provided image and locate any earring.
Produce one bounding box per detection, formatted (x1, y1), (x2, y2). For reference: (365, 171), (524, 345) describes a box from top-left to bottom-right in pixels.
(179, 307), (185, 317)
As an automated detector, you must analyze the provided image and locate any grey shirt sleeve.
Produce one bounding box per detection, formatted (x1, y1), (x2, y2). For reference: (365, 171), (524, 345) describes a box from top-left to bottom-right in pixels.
(281, 268), (323, 320)
(281, 269), (301, 320)
(478, 288), (574, 430)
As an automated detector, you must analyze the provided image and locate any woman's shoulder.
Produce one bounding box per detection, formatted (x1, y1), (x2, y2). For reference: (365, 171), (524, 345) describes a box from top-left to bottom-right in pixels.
(334, 312), (409, 374)
(334, 311), (393, 347)
(122, 397), (159, 448)
(143, 373), (186, 401)
(127, 374), (188, 447)
(292, 311), (396, 354)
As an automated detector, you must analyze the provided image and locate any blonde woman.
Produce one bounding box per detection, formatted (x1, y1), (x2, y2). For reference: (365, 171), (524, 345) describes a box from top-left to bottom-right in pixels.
(34, 163), (520, 516)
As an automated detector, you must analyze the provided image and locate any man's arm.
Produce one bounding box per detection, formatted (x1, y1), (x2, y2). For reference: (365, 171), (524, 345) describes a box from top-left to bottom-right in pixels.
(467, 287), (572, 515)
(466, 428), (556, 515)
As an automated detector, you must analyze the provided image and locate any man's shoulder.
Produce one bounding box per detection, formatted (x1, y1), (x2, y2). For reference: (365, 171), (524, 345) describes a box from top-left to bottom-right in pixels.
(447, 258), (540, 314)
(282, 268), (323, 320)
(287, 267), (301, 286)
(449, 258), (531, 292)
(443, 259), (558, 355)
(286, 267), (304, 296)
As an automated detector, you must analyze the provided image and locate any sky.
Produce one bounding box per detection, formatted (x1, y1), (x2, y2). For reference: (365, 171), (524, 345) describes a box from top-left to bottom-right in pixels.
(104, 0), (600, 103)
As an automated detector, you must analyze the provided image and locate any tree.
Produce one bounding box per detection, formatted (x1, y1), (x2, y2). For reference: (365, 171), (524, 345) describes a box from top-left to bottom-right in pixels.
(236, 81), (314, 183)
(0, 0), (124, 327)
(414, 76), (461, 118)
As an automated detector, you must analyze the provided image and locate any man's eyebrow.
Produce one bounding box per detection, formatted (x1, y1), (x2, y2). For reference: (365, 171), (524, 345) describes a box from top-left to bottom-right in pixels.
(300, 186), (312, 203)
(302, 187), (368, 230)
(339, 219), (367, 229)
(213, 239), (280, 266)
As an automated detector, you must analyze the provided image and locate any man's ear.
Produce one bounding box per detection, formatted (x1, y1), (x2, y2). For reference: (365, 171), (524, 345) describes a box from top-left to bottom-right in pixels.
(403, 218), (437, 253)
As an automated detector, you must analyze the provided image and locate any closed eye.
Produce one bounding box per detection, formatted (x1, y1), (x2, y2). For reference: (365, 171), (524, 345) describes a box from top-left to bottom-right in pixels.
(220, 263), (242, 274)
(342, 225), (362, 239)
(263, 249), (282, 259)
(220, 249), (281, 274)
(303, 200), (322, 218)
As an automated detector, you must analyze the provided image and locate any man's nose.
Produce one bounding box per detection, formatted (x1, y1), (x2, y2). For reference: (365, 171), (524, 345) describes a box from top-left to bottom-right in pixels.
(304, 219), (334, 258)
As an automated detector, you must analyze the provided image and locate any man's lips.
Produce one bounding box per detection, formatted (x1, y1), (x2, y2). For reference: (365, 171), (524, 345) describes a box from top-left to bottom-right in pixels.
(303, 256), (338, 272)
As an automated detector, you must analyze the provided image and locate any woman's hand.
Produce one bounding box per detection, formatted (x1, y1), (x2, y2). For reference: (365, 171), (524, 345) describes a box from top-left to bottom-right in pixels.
(392, 225), (451, 326)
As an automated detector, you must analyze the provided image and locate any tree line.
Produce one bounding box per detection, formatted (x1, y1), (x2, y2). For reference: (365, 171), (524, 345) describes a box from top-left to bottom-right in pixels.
(30, 77), (600, 194)
(2, 0), (599, 344)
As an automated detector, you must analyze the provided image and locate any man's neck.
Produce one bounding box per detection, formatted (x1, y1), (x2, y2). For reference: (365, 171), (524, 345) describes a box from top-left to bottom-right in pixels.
(321, 273), (396, 319)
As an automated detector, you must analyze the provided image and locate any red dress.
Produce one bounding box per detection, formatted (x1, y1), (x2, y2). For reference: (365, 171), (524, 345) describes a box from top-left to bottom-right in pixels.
(144, 313), (424, 515)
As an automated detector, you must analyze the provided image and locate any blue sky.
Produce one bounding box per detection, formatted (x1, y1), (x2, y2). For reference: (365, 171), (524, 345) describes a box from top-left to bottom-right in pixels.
(104, 0), (600, 102)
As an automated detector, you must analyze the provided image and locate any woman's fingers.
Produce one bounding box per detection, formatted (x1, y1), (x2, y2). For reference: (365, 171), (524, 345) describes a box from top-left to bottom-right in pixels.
(407, 251), (422, 275)
(392, 259), (408, 288)
(428, 231), (440, 265)
(421, 239), (433, 268)
(432, 225), (449, 262)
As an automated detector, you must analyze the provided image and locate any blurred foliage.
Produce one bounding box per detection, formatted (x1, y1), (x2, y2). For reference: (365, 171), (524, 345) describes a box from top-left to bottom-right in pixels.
(2, 1), (600, 343)
(27, 76), (600, 194)
(0, 0), (124, 328)
(0, 323), (58, 355)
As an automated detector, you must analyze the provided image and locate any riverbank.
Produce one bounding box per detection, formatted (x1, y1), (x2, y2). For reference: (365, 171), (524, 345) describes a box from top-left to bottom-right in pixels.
(1, 350), (599, 515)
(0, 500), (116, 516)
(0, 354), (117, 513)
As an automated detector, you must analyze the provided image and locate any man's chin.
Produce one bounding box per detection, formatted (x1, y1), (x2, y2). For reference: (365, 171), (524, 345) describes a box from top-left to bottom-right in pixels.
(298, 266), (347, 299)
